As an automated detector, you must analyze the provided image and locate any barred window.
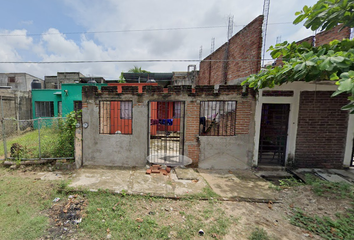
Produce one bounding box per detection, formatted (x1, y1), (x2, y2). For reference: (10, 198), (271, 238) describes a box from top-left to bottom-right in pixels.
(199, 101), (237, 136)
(35, 101), (54, 117)
(100, 101), (132, 135)
(8, 77), (15, 83)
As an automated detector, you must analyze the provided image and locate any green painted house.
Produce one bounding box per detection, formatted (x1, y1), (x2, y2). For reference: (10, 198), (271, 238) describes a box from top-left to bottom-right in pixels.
(32, 83), (107, 125)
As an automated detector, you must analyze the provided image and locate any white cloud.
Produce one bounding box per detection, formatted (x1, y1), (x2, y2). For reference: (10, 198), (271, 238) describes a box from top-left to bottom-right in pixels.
(0, 0), (321, 79)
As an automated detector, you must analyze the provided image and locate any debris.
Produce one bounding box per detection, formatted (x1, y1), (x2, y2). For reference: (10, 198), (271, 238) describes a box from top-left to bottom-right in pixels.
(146, 169), (151, 174)
(53, 197), (60, 202)
(198, 229), (204, 236)
(148, 211), (155, 215)
(166, 167), (171, 173)
(97, 208), (102, 211)
(16, 209), (20, 214)
(268, 201), (273, 209)
(211, 233), (220, 239)
(136, 218), (143, 223)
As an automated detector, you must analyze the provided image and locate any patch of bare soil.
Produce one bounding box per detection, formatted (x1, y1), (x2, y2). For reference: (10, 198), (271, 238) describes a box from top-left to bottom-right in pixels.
(223, 185), (352, 240)
(41, 195), (88, 240)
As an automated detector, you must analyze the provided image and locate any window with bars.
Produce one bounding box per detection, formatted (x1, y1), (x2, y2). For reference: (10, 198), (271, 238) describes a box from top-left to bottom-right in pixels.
(99, 101), (133, 135)
(8, 77), (15, 83)
(199, 101), (237, 136)
(35, 101), (54, 118)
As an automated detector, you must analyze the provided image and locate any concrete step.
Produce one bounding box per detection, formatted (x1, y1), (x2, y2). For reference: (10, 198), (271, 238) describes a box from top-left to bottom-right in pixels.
(256, 165), (287, 172)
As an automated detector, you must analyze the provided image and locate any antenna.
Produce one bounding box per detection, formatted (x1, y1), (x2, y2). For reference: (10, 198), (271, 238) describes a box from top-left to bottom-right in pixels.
(262, 0), (271, 67)
(227, 16), (234, 40)
(211, 38), (215, 53)
(276, 36), (282, 44)
(199, 46), (203, 61)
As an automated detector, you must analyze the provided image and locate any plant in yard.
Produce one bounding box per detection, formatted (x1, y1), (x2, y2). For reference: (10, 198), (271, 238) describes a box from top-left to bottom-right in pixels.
(248, 227), (271, 240)
(52, 111), (80, 157)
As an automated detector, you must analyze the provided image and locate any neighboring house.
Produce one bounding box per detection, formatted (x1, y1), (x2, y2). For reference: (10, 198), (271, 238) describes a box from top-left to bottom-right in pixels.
(32, 83), (108, 128)
(121, 72), (173, 88)
(0, 73), (44, 91)
(44, 72), (105, 89)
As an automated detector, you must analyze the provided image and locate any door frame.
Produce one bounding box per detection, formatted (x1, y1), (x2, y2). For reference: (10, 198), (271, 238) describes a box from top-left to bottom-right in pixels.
(147, 101), (185, 160)
(253, 90), (299, 167)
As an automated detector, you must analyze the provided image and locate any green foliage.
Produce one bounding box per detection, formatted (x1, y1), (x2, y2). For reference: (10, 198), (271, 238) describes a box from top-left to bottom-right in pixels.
(52, 111), (80, 157)
(248, 227), (271, 240)
(243, 0), (354, 113)
(291, 208), (354, 240)
(293, 0), (354, 32)
(128, 66), (150, 74)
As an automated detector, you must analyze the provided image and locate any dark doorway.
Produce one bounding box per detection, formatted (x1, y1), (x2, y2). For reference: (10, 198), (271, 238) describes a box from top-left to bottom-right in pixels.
(258, 104), (290, 166)
(148, 101), (185, 166)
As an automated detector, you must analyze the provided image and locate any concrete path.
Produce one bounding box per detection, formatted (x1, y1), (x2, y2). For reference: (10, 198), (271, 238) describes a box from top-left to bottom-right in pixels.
(198, 169), (279, 200)
(38, 167), (279, 201)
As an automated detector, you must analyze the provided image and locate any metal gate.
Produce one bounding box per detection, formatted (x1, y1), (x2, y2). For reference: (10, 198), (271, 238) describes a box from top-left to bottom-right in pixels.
(258, 104), (290, 166)
(148, 101), (185, 166)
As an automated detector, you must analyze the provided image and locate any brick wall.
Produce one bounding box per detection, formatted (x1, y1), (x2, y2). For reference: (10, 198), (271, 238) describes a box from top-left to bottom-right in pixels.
(295, 91), (349, 168)
(315, 25), (351, 46)
(198, 15), (263, 85)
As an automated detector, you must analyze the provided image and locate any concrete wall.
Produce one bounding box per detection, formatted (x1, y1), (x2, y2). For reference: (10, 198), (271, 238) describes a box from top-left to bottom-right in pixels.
(45, 72), (86, 89)
(0, 73), (43, 91)
(81, 85), (256, 168)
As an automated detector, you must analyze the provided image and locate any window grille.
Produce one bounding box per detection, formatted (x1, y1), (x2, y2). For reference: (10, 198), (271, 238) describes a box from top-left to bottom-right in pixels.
(99, 101), (132, 135)
(8, 77), (15, 83)
(199, 101), (237, 136)
(35, 101), (54, 117)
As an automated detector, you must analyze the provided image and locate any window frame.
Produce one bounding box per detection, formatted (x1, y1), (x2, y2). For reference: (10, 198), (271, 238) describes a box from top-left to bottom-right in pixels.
(199, 100), (237, 136)
(99, 100), (133, 135)
(35, 101), (55, 118)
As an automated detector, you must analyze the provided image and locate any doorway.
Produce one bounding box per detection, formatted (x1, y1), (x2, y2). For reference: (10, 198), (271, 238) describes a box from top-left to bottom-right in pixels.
(148, 101), (185, 166)
(258, 104), (290, 166)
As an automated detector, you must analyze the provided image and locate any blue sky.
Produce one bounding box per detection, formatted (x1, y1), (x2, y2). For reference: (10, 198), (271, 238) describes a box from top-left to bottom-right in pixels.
(0, 0), (318, 79)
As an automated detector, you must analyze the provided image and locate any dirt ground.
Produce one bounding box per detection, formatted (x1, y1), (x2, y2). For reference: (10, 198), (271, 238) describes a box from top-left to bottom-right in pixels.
(5, 166), (353, 239)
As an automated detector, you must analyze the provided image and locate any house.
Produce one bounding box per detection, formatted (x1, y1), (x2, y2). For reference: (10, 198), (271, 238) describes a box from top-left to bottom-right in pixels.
(253, 25), (354, 169)
(32, 83), (107, 129)
(76, 17), (353, 170)
(44, 72), (105, 89)
(0, 73), (44, 91)
(79, 85), (255, 168)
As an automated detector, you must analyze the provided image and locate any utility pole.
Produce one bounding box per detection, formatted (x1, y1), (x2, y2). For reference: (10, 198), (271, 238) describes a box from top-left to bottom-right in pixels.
(262, 0), (271, 67)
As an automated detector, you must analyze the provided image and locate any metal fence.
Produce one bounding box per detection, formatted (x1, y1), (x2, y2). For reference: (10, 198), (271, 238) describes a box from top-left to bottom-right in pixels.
(0, 117), (75, 161)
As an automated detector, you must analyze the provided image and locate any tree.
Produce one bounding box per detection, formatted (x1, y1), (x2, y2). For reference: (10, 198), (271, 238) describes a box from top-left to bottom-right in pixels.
(243, 0), (354, 113)
(119, 66), (150, 82)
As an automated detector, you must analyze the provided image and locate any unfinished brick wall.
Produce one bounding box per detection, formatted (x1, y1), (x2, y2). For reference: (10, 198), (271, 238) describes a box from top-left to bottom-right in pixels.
(295, 91), (349, 168)
(315, 25), (351, 46)
(198, 15), (263, 85)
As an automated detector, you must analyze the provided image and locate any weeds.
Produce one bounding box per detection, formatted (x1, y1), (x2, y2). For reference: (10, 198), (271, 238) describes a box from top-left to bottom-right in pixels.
(248, 227), (271, 240)
(291, 208), (354, 240)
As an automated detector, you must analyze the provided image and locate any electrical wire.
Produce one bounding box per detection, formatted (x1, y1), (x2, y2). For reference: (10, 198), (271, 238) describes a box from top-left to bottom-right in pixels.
(0, 59), (275, 64)
(0, 22), (293, 37)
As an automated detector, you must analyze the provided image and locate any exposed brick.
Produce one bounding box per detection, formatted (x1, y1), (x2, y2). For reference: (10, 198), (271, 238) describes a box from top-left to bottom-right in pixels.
(295, 91), (349, 168)
(198, 15), (263, 85)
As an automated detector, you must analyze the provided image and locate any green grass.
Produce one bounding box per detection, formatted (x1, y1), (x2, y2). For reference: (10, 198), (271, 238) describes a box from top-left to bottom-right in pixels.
(0, 168), (62, 240)
(0, 126), (73, 159)
(0, 169), (237, 240)
(287, 174), (354, 239)
(79, 191), (236, 239)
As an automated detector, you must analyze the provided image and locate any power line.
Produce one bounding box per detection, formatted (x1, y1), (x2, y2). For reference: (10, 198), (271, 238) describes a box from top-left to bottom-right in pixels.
(0, 22), (293, 37)
(0, 59), (275, 64)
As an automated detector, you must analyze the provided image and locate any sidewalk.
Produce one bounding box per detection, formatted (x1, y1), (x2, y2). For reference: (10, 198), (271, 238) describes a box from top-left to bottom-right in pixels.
(38, 166), (279, 201)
